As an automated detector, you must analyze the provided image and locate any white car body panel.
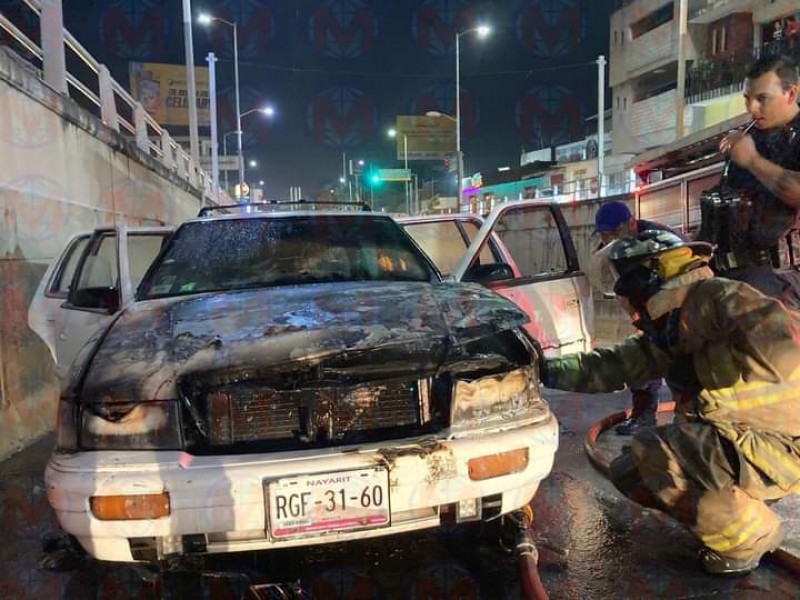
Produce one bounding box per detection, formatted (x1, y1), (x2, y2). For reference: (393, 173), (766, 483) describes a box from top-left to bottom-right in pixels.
(46, 417), (558, 562)
(27, 226), (173, 377)
(400, 201), (593, 356)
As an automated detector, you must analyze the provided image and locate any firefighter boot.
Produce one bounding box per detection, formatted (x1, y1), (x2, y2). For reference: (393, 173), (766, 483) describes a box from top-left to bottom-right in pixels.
(700, 526), (785, 576)
(696, 489), (785, 576)
(615, 389), (658, 436)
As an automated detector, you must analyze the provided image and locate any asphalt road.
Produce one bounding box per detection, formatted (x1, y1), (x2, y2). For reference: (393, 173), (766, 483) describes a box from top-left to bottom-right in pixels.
(1, 388), (799, 599)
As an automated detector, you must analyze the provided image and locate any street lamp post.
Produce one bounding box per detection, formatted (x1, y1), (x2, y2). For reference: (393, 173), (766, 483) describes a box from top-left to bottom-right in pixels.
(198, 13), (243, 195)
(388, 128), (410, 213)
(220, 106), (273, 197)
(453, 25), (490, 210)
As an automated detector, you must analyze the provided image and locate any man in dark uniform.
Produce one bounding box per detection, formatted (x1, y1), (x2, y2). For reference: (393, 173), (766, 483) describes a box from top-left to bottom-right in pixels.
(715, 54), (800, 308)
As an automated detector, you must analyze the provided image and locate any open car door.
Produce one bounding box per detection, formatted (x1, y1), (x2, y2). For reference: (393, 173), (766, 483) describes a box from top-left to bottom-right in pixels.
(450, 201), (593, 357)
(28, 225), (173, 377)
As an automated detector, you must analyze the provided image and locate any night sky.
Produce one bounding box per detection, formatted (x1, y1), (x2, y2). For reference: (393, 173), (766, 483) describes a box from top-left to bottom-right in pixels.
(3, 0), (615, 202)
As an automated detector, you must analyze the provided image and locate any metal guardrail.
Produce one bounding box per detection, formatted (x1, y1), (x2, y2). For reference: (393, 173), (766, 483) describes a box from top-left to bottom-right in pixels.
(1, 1), (224, 203)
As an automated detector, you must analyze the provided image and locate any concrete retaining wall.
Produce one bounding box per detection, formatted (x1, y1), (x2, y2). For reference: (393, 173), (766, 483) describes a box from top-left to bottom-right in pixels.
(0, 47), (202, 459)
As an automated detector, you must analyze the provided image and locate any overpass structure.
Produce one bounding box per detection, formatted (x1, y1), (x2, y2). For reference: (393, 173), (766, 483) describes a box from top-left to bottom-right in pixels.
(0, 1), (223, 458)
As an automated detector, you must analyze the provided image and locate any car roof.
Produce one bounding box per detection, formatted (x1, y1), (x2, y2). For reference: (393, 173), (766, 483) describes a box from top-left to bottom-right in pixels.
(186, 209), (393, 225)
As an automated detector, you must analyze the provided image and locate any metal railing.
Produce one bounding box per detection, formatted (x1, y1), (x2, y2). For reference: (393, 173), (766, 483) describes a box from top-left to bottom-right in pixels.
(686, 43), (800, 104)
(0, 1), (223, 203)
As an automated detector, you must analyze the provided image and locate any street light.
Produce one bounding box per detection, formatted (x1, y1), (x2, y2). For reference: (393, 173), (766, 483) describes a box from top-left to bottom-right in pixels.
(388, 128), (410, 214)
(220, 106), (273, 194)
(434, 24), (490, 211)
(198, 12), (244, 196)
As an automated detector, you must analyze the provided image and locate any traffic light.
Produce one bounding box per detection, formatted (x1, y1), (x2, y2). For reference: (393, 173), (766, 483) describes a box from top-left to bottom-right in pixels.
(366, 167), (383, 188)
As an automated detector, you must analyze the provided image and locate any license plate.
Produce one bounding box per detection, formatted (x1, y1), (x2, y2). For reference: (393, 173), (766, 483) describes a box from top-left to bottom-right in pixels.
(267, 467), (390, 539)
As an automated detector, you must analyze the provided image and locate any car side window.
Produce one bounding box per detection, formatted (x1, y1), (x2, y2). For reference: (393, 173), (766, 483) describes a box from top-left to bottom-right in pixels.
(46, 236), (90, 298)
(403, 221), (494, 276)
(493, 207), (568, 277)
(128, 233), (170, 289)
(75, 234), (118, 290)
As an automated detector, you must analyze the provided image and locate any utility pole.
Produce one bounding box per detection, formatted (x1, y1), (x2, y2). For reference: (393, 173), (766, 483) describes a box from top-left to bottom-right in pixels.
(182, 0), (200, 168)
(597, 55), (606, 198)
(676, 0), (689, 139)
(207, 52), (219, 204)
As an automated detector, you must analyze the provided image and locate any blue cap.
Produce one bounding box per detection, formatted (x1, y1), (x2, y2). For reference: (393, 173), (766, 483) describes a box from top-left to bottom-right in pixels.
(594, 201), (632, 233)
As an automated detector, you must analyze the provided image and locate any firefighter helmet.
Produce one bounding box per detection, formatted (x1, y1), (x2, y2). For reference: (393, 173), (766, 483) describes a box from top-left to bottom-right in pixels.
(609, 230), (711, 276)
(609, 230), (712, 302)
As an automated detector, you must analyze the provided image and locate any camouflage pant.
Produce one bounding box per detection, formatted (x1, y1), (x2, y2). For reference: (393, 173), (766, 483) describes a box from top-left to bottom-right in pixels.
(610, 422), (787, 561)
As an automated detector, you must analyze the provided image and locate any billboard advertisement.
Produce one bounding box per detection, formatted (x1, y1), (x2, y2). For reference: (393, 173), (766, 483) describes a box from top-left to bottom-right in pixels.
(395, 116), (456, 160)
(129, 62), (210, 127)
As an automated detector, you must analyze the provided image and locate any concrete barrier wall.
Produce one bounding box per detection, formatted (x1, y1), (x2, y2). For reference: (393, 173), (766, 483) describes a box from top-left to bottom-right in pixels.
(0, 48), (202, 459)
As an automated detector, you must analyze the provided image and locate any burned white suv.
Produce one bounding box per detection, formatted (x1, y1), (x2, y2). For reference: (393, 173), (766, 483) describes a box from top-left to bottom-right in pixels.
(31, 206), (560, 564)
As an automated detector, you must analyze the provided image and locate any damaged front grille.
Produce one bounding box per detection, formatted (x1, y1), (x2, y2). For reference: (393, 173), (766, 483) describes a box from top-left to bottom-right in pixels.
(190, 379), (429, 451)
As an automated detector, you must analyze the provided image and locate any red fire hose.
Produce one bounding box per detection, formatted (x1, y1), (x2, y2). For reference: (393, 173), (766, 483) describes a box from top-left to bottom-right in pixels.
(511, 505), (549, 600)
(584, 402), (800, 579)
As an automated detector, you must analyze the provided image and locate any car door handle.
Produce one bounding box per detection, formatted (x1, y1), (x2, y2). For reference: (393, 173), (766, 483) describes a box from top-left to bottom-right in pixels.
(58, 333), (67, 340)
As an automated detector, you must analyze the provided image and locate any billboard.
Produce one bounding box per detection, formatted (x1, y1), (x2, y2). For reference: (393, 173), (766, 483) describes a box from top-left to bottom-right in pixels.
(395, 116), (456, 160)
(129, 62), (210, 127)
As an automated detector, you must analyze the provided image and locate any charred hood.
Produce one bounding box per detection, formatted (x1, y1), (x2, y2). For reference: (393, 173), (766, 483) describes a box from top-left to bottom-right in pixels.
(75, 281), (529, 403)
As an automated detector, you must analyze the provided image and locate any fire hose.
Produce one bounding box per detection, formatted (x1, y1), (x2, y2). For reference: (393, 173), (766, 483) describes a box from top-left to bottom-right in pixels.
(508, 505), (550, 600)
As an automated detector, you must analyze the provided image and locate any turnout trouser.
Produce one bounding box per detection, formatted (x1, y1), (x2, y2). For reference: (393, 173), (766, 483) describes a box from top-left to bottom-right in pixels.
(609, 422), (787, 562)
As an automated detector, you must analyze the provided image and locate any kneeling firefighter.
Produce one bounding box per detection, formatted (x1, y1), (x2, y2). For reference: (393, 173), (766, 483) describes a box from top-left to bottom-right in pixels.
(539, 230), (800, 575)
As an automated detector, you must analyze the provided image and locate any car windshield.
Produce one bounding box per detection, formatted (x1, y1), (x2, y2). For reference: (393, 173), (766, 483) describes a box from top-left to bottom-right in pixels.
(137, 215), (436, 299)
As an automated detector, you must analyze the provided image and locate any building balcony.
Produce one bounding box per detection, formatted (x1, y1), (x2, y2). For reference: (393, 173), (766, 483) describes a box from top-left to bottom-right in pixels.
(628, 89), (679, 149)
(628, 22), (677, 75)
(686, 43), (800, 104)
(688, 0), (753, 24)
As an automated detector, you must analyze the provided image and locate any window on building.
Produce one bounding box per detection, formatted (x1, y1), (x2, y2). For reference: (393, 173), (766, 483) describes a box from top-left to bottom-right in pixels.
(623, 97), (627, 109)
(614, 31), (618, 45)
(711, 26), (727, 55)
(630, 3), (674, 39)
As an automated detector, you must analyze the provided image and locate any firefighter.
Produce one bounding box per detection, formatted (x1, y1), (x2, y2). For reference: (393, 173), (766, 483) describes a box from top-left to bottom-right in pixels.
(589, 201), (683, 435)
(713, 53), (800, 309)
(539, 230), (800, 575)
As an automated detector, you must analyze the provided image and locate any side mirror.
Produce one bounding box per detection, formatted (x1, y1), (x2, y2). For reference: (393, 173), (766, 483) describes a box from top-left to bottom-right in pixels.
(70, 286), (120, 314)
(463, 262), (514, 284)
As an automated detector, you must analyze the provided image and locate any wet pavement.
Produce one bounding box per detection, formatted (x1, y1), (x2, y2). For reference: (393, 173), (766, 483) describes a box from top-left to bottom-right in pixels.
(1, 388), (799, 599)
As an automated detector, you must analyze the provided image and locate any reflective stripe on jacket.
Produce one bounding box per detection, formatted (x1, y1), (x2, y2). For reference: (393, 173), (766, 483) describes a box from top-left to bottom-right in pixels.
(546, 276), (800, 491)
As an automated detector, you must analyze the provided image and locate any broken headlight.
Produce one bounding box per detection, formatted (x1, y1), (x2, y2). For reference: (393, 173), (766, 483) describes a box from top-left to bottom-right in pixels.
(79, 400), (182, 450)
(450, 366), (549, 432)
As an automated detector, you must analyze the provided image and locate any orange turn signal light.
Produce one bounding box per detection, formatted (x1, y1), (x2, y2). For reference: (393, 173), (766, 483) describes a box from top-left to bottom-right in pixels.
(468, 447), (529, 481)
(90, 492), (171, 521)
